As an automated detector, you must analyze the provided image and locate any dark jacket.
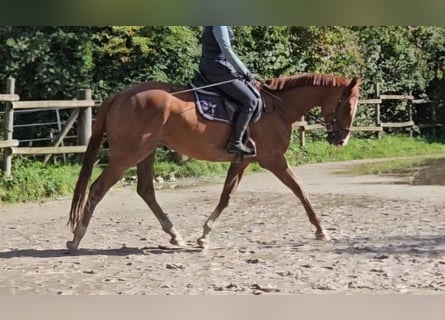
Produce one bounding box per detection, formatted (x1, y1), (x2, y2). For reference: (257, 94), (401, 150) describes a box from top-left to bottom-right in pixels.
(199, 26), (250, 77)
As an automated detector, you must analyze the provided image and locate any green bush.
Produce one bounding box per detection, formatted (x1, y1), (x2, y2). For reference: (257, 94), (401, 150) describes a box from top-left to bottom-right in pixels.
(0, 157), (101, 203)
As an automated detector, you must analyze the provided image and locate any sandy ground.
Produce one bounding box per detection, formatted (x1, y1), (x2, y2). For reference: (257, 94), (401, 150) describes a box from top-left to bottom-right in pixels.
(0, 159), (444, 295)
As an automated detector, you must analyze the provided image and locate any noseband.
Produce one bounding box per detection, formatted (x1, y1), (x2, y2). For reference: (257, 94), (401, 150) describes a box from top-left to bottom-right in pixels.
(305, 97), (348, 135)
(325, 98), (350, 135)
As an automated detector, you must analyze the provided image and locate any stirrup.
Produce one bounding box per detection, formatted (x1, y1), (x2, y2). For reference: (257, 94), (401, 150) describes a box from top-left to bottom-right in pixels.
(227, 142), (256, 156)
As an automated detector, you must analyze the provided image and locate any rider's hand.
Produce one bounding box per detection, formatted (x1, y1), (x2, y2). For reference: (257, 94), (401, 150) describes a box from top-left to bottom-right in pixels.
(243, 72), (257, 85)
(243, 72), (252, 82)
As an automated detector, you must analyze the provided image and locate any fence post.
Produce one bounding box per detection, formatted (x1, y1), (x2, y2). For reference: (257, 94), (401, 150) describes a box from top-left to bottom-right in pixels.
(299, 115), (306, 147)
(431, 104), (437, 137)
(375, 83), (381, 139)
(408, 91), (413, 138)
(2, 76), (15, 179)
(77, 89), (92, 145)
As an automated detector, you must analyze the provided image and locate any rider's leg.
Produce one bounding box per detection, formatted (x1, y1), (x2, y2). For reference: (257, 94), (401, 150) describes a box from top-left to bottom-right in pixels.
(227, 107), (255, 155)
(204, 76), (259, 156)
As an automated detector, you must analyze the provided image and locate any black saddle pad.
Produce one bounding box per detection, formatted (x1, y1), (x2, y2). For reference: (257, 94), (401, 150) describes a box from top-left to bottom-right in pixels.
(193, 87), (261, 124)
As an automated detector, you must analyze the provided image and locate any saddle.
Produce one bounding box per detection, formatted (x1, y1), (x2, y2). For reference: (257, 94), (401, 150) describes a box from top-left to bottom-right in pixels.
(191, 73), (263, 124)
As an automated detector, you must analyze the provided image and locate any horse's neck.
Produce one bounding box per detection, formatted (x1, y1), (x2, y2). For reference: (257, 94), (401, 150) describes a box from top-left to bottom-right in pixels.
(275, 86), (331, 122)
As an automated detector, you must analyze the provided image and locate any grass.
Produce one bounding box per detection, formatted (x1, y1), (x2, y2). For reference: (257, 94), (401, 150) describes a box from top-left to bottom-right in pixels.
(0, 158), (102, 204)
(339, 156), (434, 175)
(1, 134), (445, 204)
(285, 134), (445, 165)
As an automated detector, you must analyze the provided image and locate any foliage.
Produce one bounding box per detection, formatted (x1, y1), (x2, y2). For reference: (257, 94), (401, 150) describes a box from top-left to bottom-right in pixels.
(354, 27), (425, 95)
(0, 26), (442, 99)
(0, 157), (101, 203)
(235, 26), (294, 78)
(88, 26), (200, 100)
(287, 26), (365, 78)
(0, 26), (95, 99)
(1, 26), (445, 127)
(0, 24), (443, 126)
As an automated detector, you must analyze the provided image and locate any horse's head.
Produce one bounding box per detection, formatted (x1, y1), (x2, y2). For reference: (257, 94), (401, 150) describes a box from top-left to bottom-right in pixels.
(324, 76), (362, 146)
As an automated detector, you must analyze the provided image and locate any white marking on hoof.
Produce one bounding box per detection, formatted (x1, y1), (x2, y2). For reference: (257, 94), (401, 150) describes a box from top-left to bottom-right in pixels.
(170, 237), (186, 247)
(197, 237), (209, 249)
(315, 230), (331, 241)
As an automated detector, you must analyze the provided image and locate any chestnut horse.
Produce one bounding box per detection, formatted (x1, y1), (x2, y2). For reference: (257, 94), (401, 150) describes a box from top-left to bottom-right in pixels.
(67, 73), (362, 252)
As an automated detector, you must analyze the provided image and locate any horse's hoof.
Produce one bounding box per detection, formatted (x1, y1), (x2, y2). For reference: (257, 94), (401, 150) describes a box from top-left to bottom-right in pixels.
(197, 237), (209, 249)
(170, 237), (186, 247)
(315, 230), (331, 241)
(66, 240), (78, 253)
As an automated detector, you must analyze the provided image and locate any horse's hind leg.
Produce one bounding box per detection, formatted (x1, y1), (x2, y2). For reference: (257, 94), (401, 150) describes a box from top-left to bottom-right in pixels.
(66, 163), (127, 252)
(197, 161), (249, 249)
(136, 152), (185, 246)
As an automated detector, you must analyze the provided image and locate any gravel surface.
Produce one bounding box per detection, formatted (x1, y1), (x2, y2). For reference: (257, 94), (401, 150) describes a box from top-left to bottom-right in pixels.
(1, 159), (444, 295)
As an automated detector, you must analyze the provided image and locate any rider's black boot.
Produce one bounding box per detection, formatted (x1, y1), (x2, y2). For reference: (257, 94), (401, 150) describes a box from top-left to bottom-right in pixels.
(227, 110), (256, 156)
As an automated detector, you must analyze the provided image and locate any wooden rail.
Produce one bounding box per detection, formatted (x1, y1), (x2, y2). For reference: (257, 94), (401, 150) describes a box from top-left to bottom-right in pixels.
(11, 100), (95, 109)
(1, 77), (94, 178)
(0, 139), (19, 148)
(0, 94), (19, 102)
(11, 146), (87, 155)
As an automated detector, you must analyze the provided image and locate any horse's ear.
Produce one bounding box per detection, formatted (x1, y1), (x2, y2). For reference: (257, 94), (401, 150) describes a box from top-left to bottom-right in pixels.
(348, 76), (363, 89)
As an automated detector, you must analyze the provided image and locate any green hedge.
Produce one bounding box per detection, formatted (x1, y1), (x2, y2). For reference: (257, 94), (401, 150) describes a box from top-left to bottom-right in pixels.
(1, 26), (445, 140)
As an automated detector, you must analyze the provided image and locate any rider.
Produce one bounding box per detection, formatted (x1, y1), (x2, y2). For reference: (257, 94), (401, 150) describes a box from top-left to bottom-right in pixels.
(198, 26), (260, 156)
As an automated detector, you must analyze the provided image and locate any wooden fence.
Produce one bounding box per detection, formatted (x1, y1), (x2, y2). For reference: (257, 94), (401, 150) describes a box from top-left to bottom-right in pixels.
(0, 78), (440, 179)
(1, 77), (95, 178)
(294, 84), (434, 146)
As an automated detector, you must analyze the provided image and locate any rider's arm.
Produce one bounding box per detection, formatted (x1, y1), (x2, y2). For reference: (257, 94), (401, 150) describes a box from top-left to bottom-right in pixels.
(212, 26), (250, 77)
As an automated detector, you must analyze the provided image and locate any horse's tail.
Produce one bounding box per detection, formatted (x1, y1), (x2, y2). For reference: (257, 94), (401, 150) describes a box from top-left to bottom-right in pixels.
(67, 94), (115, 231)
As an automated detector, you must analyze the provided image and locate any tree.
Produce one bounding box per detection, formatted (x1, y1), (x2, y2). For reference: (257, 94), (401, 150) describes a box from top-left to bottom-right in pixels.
(0, 26), (95, 99)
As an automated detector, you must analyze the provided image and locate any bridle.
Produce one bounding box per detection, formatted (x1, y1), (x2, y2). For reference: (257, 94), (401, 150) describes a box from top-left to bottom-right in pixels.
(258, 80), (355, 135)
(325, 97), (349, 135)
(308, 92), (358, 136)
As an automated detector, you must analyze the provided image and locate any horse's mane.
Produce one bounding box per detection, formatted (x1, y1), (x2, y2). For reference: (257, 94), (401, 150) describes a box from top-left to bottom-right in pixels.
(264, 73), (349, 91)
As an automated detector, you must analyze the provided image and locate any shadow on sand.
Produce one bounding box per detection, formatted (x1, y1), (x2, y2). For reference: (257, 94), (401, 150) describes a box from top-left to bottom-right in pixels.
(334, 235), (445, 257)
(0, 245), (203, 259)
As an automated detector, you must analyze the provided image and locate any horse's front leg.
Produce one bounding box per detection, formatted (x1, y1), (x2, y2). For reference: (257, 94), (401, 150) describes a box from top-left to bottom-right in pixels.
(197, 161), (250, 249)
(137, 153), (185, 247)
(261, 157), (330, 241)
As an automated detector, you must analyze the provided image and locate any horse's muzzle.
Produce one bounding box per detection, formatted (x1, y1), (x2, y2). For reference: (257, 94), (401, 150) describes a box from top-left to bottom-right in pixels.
(327, 130), (350, 147)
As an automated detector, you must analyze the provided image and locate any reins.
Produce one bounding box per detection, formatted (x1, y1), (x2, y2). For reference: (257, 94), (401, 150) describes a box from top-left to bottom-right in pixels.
(170, 77), (284, 105)
(256, 79), (283, 103)
(305, 113), (327, 126)
(170, 77), (283, 115)
(305, 94), (353, 131)
(170, 79), (237, 96)
(169, 76), (351, 131)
